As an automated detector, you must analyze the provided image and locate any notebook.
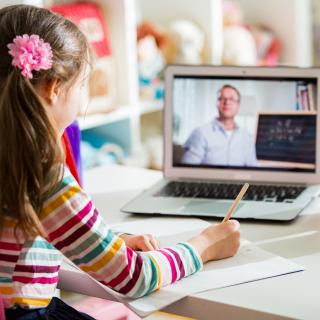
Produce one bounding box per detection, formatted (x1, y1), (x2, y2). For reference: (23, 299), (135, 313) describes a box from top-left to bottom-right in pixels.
(122, 65), (320, 221)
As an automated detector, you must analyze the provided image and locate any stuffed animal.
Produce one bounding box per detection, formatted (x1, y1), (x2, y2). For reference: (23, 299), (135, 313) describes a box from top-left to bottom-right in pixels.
(250, 25), (281, 66)
(137, 21), (167, 100)
(222, 0), (280, 66)
(222, 0), (257, 66)
(168, 19), (205, 64)
(223, 26), (257, 65)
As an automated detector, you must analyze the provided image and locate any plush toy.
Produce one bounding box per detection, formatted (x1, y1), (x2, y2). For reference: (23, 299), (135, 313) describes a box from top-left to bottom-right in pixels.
(223, 0), (243, 27)
(222, 0), (257, 66)
(137, 21), (167, 100)
(223, 26), (257, 65)
(167, 19), (205, 64)
(222, 0), (281, 66)
(250, 25), (281, 66)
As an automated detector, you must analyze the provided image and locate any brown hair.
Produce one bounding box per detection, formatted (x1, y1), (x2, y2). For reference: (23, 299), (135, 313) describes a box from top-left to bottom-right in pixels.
(0, 5), (89, 238)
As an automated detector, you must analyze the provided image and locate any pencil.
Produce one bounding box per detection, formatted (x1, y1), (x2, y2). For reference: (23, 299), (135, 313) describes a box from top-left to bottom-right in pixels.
(222, 183), (250, 223)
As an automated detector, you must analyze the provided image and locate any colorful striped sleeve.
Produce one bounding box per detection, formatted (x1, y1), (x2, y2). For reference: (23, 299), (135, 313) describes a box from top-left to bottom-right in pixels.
(40, 169), (202, 298)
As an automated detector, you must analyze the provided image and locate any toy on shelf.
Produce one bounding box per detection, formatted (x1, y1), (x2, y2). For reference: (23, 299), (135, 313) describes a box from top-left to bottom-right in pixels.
(81, 129), (151, 169)
(167, 19), (205, 64)
(250, 25), (281, 66)
(137, 21), (167, 101)
(222, 0), (257, 66)
(51, 2), (115, 115)
(222, 0), (281, 66)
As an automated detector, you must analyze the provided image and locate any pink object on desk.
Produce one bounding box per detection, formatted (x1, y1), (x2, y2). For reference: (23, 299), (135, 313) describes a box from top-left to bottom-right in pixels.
(72, 297), (140, 320)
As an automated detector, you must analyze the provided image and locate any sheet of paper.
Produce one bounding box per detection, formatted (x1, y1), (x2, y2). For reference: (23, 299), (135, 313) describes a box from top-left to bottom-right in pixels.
(126, 241), (304, 316)
(110, 217), (211, 238)
(59, 239), (304, 317)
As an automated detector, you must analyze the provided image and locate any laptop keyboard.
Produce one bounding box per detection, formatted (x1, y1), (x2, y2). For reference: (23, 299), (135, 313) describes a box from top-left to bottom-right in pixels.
(154, 181), (306, 203)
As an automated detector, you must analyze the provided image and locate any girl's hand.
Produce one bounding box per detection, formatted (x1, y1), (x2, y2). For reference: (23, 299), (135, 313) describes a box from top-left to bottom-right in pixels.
(119, 234), (160, 251)
(187, 220), (241, 263)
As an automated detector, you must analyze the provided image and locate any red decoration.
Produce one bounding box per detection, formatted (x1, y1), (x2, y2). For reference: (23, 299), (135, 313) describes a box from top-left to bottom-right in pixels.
(51, 2), (111, 57)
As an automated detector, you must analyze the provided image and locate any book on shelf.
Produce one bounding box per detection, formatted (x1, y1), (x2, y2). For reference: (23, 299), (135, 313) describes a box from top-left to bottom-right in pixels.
(50, 2), (116, 115)
(296, 81), (314, 111)
(307, 83), (316, 111)
(301, 87), (309, 111)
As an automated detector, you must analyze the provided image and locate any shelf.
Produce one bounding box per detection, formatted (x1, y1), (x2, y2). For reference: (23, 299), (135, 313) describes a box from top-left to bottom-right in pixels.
(78, 106), (133, 130)
(238, 0), (313, 67)
(78, 100), (163, 131)
(138, 100), (163, 115)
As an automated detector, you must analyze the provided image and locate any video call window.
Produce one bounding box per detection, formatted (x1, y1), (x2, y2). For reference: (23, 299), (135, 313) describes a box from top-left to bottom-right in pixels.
(172, 76), (317, 173)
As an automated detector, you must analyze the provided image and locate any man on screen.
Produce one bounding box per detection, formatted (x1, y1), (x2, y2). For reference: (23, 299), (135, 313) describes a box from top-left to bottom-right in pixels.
(182, 84), (257, 166)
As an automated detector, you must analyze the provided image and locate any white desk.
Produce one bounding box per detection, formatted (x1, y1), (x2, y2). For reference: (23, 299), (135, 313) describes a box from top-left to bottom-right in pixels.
(81, 165), (320, 320)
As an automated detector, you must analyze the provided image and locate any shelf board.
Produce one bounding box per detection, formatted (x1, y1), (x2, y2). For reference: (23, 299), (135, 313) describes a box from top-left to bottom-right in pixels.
(78, 100), (164, 131)
(78, 106), (132, 130)
(139, 100), (163, 115)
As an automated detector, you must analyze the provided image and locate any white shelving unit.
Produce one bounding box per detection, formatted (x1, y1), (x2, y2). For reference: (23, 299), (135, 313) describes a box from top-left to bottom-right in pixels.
(77, 0), (222, 157)
(78, 106), (133, 131)
(0, 0), (315, 161)
(238, 0), (313, 67)
(137, 0), (223, 64)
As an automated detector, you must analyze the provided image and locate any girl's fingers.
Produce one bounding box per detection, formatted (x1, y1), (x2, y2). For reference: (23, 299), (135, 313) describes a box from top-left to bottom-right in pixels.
(138, 236), (154, 251)
(149, 236), (160, 250)
(133, 234), (160, 251)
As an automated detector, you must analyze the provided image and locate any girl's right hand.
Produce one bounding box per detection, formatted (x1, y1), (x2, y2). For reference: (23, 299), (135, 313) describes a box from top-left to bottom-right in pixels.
(187, 220), (241, 264)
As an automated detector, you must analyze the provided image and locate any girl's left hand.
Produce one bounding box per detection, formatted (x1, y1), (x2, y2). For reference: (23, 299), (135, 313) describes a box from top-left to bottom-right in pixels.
(119, 234), (160, 251)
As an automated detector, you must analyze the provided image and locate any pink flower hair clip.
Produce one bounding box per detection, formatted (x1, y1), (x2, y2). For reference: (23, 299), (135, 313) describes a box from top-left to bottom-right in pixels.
(7, 34), (53, 79)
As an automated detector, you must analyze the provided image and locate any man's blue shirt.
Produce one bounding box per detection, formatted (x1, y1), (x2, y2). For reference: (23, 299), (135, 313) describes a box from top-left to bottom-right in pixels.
(182, 118), (257, 166)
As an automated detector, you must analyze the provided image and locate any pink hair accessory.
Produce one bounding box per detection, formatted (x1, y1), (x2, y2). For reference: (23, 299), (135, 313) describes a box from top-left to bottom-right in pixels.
(7, 34), (53, 79)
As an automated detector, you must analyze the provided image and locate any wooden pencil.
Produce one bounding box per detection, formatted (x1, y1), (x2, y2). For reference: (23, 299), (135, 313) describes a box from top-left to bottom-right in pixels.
(222, 183), (250, 223)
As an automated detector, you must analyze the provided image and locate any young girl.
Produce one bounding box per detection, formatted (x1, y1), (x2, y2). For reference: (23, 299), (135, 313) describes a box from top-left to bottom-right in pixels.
(0, 5), (241, 320)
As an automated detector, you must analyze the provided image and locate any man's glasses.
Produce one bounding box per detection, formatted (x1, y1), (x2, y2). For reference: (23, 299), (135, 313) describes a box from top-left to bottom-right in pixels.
(218, 97), (239, 103)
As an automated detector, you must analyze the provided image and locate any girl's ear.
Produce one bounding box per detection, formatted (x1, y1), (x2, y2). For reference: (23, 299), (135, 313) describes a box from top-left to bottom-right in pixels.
(39, 79), (61, 106)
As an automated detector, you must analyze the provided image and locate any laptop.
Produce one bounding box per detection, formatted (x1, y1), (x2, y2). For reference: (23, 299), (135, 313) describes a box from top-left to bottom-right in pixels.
(122, 65), (320, 221)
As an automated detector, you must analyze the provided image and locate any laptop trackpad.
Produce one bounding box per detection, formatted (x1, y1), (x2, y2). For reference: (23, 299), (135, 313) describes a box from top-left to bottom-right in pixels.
(181, 200), (244, 217)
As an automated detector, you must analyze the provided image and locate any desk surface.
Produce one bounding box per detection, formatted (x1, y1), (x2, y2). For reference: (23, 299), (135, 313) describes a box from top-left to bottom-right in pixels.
(83, 165), (320, 320)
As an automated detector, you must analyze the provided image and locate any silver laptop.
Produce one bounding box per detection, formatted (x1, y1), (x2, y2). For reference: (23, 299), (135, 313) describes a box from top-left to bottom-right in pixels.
(122, 65), (320, 221)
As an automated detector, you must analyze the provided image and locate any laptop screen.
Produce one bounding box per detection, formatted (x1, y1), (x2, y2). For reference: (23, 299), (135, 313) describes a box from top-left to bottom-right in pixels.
(172, 75), (317, 173)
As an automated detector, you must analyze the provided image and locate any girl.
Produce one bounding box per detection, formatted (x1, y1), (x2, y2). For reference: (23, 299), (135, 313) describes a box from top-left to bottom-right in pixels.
(0, 5), (241, 320)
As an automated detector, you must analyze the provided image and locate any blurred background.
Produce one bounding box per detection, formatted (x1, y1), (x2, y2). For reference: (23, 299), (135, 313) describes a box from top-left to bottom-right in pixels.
(1, 0), (319, 175)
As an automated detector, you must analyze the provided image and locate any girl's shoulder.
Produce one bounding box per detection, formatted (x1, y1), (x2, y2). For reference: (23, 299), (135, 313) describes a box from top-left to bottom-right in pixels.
(54, 164), (79, 188)
(40, 165), (84, 221)
(42, 165), (81, 207)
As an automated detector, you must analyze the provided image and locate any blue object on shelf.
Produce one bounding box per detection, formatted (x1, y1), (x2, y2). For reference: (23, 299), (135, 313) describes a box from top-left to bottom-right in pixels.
(154, 83), (164, 100)
(82, 129), (111, 149)
(81, 141), (117, 169)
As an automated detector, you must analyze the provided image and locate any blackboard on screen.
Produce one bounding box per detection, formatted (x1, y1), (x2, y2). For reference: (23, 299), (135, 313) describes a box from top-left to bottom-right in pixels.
(255, 113), (316, 164)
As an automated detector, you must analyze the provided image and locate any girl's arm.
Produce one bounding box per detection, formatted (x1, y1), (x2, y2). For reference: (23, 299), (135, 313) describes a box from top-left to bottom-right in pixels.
(40, 169), (201, 298)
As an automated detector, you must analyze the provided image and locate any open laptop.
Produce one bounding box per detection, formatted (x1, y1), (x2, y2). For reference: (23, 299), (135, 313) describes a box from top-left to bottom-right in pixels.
(122, 65), (320, 221)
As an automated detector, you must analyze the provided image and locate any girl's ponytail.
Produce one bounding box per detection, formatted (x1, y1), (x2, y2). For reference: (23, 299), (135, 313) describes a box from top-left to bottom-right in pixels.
(0, 69), (62, 238)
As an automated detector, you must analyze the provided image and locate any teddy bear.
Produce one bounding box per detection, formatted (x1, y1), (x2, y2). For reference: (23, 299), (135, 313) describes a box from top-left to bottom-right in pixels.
(222, 0), (257, 66)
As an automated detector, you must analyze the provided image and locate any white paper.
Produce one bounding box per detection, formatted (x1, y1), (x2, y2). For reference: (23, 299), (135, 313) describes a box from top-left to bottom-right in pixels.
(59, 239), (304, 317)
(126, 241), (304, 316)
(110, 217), (211, 238)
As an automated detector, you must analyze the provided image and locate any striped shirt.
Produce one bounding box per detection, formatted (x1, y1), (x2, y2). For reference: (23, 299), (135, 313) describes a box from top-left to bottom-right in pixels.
(0, 168), (202, 309)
